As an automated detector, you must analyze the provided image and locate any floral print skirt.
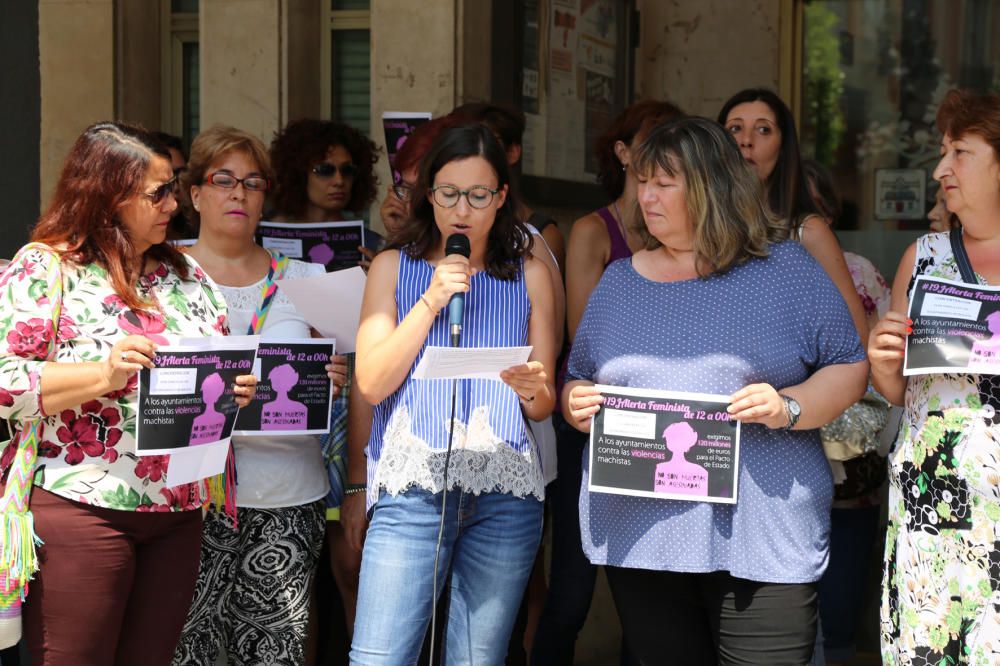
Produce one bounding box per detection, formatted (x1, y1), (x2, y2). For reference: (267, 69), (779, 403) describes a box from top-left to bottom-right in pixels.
(881, 409), (1000, 666)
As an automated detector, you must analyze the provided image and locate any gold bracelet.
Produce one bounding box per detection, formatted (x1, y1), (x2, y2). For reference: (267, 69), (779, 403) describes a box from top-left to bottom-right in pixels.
(420, 294), (439, 315)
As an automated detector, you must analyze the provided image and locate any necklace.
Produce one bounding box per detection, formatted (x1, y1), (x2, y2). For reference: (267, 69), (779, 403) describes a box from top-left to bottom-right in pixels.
(611, 199), (630, 248)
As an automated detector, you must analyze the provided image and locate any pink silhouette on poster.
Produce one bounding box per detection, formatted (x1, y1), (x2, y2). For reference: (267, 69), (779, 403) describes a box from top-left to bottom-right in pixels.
(261, 363), (308, 430)
(653, 422), (708, 496)
(969, 311), (1000, 367)
(190, 372), (226, 445)
(308, 243), (335, 267)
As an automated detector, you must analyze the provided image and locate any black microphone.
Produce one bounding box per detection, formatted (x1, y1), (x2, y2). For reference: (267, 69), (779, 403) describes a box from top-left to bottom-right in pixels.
(445, 234), (471, 347)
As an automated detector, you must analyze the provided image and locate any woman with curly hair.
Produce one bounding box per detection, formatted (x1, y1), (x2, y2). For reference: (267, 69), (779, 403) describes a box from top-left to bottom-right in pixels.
(267, 119), (380, 644)
(269, 119), (379, 222)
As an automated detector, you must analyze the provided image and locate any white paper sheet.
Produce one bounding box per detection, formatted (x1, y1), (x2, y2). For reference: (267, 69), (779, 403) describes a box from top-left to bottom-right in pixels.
(412, 346), (533, 380)
(165, 439), (230, 487)
(276, 267), (365, 352)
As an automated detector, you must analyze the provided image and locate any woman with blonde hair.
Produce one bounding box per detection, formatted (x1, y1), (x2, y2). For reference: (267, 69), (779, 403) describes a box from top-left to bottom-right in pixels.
(565, 117), (868, 663)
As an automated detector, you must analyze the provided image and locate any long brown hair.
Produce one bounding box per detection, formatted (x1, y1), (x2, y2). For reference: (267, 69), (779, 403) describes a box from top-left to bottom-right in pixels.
(718, 89), (821, 233)
(390, 124), (530, 281)
(31, 122), (189, 309)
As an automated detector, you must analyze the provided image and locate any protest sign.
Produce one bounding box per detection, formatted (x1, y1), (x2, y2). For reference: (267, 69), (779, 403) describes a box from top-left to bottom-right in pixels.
(589, 385), (740, 504)
(257, 220), (380, 271)
(382, 111), (432, 183)
(905, 275), (1000, 375)
(234, 338), (335, 436)
(136, 336), (259, 454)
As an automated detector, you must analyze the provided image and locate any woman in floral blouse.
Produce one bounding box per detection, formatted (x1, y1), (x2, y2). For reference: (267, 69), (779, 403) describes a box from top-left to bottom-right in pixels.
(0, 122), (256, 666)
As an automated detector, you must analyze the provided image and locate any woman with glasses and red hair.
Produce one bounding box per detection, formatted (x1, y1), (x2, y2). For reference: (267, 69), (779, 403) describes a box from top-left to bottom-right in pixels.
(171, 125), (347, 666)
(0, 121), (256, 665)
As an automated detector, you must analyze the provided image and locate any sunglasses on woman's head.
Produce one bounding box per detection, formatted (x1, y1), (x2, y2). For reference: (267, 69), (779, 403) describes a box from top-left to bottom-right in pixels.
(312, 162), (358, 178)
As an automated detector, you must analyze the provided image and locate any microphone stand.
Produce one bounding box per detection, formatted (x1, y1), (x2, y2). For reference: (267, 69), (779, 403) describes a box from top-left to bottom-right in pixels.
(429, 322), (461, 664)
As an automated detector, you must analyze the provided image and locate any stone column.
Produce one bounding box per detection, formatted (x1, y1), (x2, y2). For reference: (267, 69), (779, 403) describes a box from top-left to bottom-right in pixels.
(200, 0), (320, 144)
(38, 0), (115, 207)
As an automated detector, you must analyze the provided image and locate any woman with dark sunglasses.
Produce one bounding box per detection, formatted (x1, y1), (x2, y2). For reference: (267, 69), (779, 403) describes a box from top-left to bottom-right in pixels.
(269, 119), (379, 224)
(171, 125), (348, 665)
(0, 122), (257, 665)
(267, 119), (381, 648)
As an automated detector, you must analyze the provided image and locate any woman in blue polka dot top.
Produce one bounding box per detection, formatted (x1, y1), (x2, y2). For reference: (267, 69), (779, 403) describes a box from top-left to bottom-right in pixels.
(564, 117), (869, 665)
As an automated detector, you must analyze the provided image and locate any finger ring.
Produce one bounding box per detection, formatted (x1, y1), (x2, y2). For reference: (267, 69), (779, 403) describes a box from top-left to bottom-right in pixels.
(121, 351), (128, 362)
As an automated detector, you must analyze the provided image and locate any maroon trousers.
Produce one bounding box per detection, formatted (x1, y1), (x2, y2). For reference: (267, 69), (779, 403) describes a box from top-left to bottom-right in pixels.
(23, 488), (203, 666)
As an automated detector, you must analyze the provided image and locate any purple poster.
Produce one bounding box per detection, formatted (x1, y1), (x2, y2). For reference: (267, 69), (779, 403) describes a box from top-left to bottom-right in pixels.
(136, 336), (260, 454)
(588, 385), (740, 504)
(905, 275), (1000, 376)
(257, 220), (382, 272)
(382, 111), (432, 184)
(233, 338), (335, 436)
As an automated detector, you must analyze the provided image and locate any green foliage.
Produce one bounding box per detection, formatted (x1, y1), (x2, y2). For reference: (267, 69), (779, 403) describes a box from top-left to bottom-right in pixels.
(802, 3), (846, 166)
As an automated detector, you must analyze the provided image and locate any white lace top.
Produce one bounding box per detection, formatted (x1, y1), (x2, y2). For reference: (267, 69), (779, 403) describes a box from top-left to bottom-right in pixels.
(365, 251), (545, 510)
(216, 258), (330, 508)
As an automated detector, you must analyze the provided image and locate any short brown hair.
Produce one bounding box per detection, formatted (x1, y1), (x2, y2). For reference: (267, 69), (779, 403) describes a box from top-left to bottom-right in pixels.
(631, 117), (785, 277)
(181, 125), (273, 227)
(937, 88), (1000, 163)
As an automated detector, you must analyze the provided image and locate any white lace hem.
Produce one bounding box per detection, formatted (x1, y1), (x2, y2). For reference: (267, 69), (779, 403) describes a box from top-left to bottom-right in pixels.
(372, 404), (545, 502)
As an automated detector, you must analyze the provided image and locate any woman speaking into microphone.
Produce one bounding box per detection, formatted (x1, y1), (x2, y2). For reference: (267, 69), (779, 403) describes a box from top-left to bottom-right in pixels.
(350, 123), (556, 665)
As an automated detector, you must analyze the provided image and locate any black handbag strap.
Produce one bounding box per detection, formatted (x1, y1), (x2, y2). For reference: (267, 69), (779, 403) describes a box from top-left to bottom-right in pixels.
(950, 227), (979, 285)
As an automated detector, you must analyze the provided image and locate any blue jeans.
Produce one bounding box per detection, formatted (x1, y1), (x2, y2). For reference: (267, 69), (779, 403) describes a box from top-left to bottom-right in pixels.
(350, 487), (543, 666)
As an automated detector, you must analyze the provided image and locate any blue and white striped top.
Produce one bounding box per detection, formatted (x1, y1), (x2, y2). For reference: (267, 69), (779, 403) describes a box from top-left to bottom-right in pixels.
(365, 250), (545, 509)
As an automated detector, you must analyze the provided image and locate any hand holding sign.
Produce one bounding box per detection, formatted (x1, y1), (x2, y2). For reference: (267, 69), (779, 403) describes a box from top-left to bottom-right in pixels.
(104, 335), (158, 392)
(727, 383), (786, 429)
(564, 382), (605, 432)
(326, 354), (348, 398)
(869, 311), (910, 376)
(233, 374), (258, 407)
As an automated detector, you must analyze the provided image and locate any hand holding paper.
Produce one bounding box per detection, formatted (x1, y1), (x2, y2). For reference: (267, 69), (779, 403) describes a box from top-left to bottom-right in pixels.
(499, 361), (548, 401)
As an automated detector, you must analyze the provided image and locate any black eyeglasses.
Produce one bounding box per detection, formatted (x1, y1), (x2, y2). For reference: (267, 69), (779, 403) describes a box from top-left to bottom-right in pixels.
(312, 162), (358, 178)
(429, 185), (500, 210)
(204, 172), (270, 192)
(143, 177), (178, 205)
(392, 183), (413, 201)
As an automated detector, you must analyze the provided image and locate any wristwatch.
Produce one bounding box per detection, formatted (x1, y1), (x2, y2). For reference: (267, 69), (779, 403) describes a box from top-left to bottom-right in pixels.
(780, 395), (801, 430)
